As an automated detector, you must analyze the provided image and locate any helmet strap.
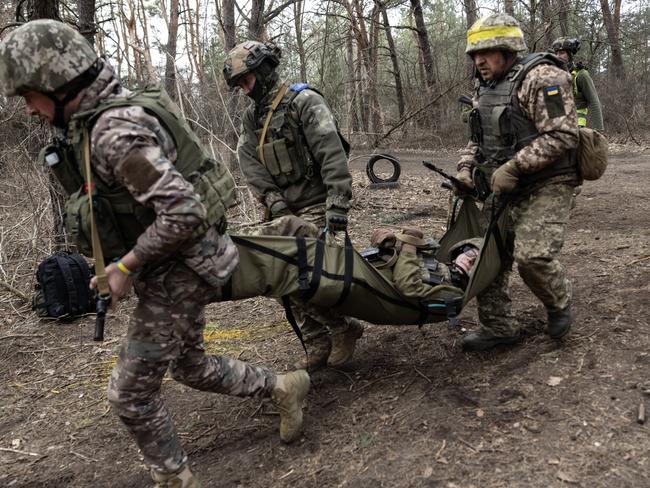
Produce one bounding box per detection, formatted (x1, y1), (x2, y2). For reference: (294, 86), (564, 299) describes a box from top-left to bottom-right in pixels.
(47, 60), (102, 128)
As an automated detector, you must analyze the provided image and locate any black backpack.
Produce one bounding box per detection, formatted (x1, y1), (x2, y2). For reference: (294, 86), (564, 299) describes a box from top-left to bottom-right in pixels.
(32, 253), (96, 319)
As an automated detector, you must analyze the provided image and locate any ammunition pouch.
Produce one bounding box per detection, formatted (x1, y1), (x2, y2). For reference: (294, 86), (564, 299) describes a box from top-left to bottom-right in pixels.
(472, 165), (493, 201)
(468, 108), (482, 144)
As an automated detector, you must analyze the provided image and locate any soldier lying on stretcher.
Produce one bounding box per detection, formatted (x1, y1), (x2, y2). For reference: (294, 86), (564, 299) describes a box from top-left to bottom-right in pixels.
(363, 228), (481, 296)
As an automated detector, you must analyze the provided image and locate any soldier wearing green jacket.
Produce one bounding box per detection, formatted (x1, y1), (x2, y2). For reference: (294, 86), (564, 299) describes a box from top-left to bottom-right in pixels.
(223, 41), (362, 371)
(552, 37), (604, 132)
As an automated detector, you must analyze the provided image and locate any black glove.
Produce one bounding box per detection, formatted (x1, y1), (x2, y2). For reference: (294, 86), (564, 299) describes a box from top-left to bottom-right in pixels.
(269, 200), (292, 219)
(326, 208), (348, 232)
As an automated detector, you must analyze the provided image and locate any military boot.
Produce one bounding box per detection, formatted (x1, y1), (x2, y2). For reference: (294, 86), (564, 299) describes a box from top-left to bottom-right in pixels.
(293, 335), (331, 371)
(462, 329), (520, 351)
(547, 303), (572, 339)
(271, 370), (310, 443)
(151, 465), (200, 488)
(327, 319), (364, 367)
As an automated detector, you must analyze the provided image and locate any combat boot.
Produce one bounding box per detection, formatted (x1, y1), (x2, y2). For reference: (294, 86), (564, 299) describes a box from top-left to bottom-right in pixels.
(462, 329), (520, 351)
(547, 303), (572, 339)
(327, 319), (364, 367)
(271, 370), (310, 443)
(293, 335), (331, 371)
(151, 465), (200, 488)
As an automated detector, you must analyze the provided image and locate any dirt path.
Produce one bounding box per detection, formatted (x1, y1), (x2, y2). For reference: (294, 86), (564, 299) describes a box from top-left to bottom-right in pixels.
(1, 148), (648, 487)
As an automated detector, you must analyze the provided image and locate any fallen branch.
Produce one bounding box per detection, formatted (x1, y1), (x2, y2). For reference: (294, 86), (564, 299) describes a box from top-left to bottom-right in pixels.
(0, 279), (29, 302)
(0, 447), (41, 457)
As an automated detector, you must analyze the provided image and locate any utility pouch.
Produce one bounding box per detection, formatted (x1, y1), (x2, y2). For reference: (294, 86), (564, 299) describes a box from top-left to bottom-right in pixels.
(469, 108), (482, 144)
(472, 167), (492, 201)
(577, 127), (608, 180)
(188, 159), (236, 235)
(64, 188), (130, 260)
(492, 106), (515, 146)
(39, 139), (84, 196)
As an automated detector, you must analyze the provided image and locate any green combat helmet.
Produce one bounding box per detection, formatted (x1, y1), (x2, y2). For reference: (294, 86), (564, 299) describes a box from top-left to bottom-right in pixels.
(551, 37), (581, 56)
(223, 40), (281, 88)
(466, 13), (527, 55)
(0, 19), (99, 127)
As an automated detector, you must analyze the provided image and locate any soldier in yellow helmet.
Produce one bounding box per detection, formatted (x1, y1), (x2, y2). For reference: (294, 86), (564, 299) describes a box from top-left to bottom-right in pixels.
(224, 41), (363, 371)
(454, 14), (580, 351)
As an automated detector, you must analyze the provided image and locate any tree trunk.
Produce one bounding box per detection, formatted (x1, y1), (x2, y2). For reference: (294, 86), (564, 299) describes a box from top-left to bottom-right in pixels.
(368, 4), (382, 141)
(409, 0), (435, 90)
(462, 0), (478, 27)
(379, 2), (404, 120)
(249, 0), (265, 40)
(27, 0), (59, 19)
(600, 0), (626, 81)
(541, 0), (555, 50)
(346, 27), (361, 133)
(504, 0), (514, 16)
(77, 0), (96, 46)
(294, 0), (307, 81)
(558, 0), (571, 36)
(164, 0), (180, 97)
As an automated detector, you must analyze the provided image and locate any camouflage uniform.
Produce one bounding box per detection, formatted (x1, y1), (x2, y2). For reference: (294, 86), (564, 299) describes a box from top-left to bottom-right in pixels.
(0, 21), (309, 484)
(226, 42), (359, 365)
(459, 14), (579, 340)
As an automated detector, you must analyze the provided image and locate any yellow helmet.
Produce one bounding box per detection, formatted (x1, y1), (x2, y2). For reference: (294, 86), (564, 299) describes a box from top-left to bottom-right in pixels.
(466, 14), (527, 55)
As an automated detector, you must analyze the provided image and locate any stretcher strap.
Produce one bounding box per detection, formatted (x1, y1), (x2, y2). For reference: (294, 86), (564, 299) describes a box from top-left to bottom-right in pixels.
(296, 237), (309, 290)
(333, 231), (354, 307)
(301, 232), (325, 301)
(281, 295), (308, 360)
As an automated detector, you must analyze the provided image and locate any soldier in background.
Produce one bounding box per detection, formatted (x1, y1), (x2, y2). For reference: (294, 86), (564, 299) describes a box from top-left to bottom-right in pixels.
(454, 14), (580, 351)
(552, 37), (604, 132)
(0, 21), (309, 488)
(223, 41), (363, 371)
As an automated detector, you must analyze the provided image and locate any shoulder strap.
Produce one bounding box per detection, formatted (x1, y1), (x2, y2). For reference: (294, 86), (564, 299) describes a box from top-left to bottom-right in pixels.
(257, 82), (289, 167)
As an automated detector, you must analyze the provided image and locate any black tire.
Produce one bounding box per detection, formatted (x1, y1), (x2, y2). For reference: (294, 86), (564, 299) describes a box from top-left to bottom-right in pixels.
(366, 153), (401, 184)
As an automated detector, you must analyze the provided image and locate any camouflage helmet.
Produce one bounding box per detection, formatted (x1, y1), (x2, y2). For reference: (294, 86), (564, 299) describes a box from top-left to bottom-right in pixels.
(223, 40), (281, 87)
(0, 19), (98, 97)
(466, 13), (527, 55)
(551, 37), (581, 55)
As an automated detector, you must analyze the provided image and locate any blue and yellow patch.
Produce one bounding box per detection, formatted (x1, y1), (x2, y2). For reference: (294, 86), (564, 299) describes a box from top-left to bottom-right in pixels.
(544, 86), (560, 96)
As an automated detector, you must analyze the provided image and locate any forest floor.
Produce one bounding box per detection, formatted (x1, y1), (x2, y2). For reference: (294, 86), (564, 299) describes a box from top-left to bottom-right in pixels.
(1, 147), (649, 488)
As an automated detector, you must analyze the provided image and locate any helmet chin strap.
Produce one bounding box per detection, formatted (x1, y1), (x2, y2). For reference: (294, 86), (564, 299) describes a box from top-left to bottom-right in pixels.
(45, 60), (102, 128)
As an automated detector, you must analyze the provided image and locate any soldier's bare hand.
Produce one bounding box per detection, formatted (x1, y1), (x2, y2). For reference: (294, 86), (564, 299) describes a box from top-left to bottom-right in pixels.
(90, 263), (133, 307)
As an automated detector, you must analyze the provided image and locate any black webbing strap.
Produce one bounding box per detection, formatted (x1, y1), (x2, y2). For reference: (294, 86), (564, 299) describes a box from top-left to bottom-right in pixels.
(221, 278), (233, 301)
(55, 255), (78, 316)
(301, 231), (326, 301)
(281, 295), (308, 360)
(333, 231), (354, 307)
(445, 298), (460, 329)
(296, 236), (310, 291)
(486, 195), (511, 262)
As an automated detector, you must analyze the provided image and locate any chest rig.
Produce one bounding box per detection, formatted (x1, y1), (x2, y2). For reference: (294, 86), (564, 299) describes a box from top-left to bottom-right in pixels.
(468, 53), (577, 190)
(45, 87), (236, 261)
(255, 83), (350, 189)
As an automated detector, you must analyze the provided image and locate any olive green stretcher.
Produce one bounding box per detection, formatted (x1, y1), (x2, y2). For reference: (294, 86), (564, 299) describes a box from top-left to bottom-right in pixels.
(222, 197), (508, 327)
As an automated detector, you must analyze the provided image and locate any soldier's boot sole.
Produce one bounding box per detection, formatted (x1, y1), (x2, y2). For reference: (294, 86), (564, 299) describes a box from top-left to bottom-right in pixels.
(462, 330), (520, 351)
(272, 370), (310, 443)
(327, 319), (364, 367)
(151, 465), (201, 488)
(547, 303), (572, 339)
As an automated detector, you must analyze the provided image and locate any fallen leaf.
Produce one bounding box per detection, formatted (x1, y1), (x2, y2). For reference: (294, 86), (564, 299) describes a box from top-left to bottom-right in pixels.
(476, 408), (484, 418)
(547, 376), (563, 386)
(548, 458), (560, 465)
(423, 466), (433, 477)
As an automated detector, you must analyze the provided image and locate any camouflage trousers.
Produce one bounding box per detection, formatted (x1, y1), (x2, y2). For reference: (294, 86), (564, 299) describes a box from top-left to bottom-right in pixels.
(236, 204), (352, 341)
(476, 183), (574, 335)
(107, 261), (276, 474)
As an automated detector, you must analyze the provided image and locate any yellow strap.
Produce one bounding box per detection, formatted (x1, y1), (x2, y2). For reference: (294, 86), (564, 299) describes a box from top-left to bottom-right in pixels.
(257, 82), (289, 167)
(82, 128), (111, 298)
(467, 25), (524, 44)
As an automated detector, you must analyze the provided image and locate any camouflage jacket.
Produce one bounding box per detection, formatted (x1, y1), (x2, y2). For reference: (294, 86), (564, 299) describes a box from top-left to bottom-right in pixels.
(458, 62), (580, 189)
(74, 61), (238, 286)
(237, 81), (352, 214)
(392, 251), (454, 300)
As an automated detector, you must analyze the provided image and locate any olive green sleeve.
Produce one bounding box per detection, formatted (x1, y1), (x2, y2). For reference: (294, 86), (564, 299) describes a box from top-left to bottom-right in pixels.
(236, 108), (285, 208)
(393, 251), (436, 299)
(296, 90), (353, 211)
(576, 70), (604, 132)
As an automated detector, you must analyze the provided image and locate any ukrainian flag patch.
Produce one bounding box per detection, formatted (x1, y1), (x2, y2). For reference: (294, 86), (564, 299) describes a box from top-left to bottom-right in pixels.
(543, 85), (564, 118)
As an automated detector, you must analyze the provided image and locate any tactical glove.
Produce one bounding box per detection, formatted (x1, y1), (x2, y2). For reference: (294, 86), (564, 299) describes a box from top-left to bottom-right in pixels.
(491, 160), (520, 195)
(326, 208), (348, 232)
(454, 167), (475, 195)
(269, 200), (292, 219)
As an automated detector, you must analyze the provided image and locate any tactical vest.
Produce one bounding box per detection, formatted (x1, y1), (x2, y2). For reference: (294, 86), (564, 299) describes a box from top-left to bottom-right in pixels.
(45, 87), (236, 261)
(468, 53), (577, 190)
(571, 68), (589, 127)
(256, 83), (350, 189)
